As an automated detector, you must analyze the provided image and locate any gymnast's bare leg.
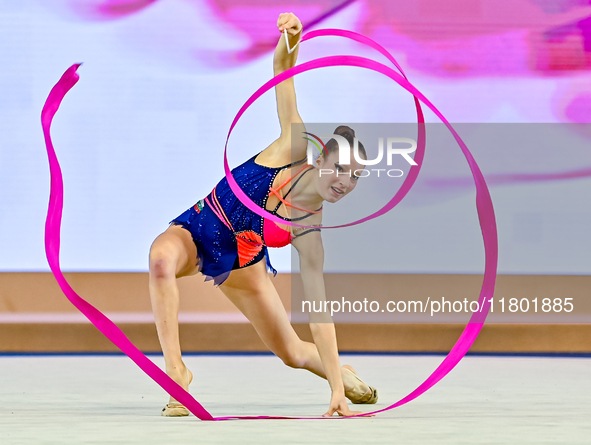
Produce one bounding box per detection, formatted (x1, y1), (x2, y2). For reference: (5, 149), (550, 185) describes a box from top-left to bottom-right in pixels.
(149, 225), (373, 415)
(148, 224), (199, 410)
(219, 259), (370, 398)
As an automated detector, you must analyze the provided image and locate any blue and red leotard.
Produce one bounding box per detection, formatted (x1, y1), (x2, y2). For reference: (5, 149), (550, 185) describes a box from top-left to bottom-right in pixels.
(170, 152), (321, 285)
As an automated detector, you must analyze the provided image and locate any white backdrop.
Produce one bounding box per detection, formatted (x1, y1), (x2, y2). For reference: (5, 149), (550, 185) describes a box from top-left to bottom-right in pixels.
(1, 0), (590, 274)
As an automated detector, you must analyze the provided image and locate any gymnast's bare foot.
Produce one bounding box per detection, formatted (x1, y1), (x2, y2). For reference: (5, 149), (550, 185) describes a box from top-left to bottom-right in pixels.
(161, 364), (193, 417)
(341, 365), (378, 404)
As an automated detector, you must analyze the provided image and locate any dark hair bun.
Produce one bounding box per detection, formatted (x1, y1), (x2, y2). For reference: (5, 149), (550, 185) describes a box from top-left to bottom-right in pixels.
(334, 125), (355, 137)
(334, 125), (355, 145)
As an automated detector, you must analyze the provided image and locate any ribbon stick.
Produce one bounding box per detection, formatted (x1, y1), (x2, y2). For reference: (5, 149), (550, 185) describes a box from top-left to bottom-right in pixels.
(42, 28), (497, 421)
(284, 28), (301, 54)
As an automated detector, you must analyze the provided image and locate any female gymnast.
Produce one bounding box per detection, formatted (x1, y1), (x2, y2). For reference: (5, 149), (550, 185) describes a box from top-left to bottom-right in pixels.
(148, 12), (377, 418)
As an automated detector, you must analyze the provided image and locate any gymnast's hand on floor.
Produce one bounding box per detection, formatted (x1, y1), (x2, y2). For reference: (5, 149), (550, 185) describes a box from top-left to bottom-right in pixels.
(322, 392), (375, 418)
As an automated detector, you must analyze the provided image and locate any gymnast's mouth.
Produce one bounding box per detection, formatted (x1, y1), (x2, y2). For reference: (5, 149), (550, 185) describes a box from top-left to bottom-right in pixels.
(331, 186), (344, 195)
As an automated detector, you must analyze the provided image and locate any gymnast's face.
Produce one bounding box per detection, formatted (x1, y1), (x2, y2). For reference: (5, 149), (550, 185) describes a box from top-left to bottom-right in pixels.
(314, 149), (365, 203)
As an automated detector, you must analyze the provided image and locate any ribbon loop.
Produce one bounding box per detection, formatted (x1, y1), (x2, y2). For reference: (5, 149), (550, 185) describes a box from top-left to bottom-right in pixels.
(42, 28), (497, 421)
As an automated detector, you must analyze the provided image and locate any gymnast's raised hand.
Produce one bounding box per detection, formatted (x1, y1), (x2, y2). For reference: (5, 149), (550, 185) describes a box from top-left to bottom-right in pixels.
(277, 12), (303, 36)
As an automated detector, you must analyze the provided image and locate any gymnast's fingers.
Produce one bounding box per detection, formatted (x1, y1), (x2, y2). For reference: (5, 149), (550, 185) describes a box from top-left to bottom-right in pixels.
(278, 12), (301, 34)
(322, 407), (337, 417)
(277, 12), (289, 32)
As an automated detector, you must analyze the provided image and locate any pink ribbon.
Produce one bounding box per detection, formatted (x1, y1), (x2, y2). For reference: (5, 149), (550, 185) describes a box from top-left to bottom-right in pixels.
(42, 29), (497, 420)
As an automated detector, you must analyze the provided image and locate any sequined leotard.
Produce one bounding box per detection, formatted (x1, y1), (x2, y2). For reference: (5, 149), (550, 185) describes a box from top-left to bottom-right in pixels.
(170, 152), (321, 285)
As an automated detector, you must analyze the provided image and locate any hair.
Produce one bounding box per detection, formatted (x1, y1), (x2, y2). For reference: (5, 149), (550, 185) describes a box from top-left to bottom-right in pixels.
(321, 125), (367, 160)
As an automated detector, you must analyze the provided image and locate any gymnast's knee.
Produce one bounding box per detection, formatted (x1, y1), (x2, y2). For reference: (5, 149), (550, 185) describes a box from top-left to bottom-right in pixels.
(149, 247), (177, 281)
(278, 346), (306, 369)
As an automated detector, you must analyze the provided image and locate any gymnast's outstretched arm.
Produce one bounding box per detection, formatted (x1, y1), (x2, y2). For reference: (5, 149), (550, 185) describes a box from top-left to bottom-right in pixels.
(291, 224), (362, 417)
(270, 13), (307, 164)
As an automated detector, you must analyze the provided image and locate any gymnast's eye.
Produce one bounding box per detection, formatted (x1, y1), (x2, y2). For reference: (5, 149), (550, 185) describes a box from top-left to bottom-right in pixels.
(334, 163), (343, 172)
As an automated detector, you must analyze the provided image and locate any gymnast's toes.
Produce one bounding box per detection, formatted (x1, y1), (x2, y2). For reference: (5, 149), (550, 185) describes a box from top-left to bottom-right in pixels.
(341, 365), (378, 404)
(161, 402), (190, 417)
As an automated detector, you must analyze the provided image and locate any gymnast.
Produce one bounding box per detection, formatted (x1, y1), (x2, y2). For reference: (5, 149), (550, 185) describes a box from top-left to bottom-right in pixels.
(148, 12), (377, 418)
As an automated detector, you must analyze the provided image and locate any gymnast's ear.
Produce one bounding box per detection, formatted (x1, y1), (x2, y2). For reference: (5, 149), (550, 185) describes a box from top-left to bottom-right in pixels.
(315, 151), (326, 167)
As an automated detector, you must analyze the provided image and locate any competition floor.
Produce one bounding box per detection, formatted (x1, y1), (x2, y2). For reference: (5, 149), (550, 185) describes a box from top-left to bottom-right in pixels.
(1, 353), (589, 444)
